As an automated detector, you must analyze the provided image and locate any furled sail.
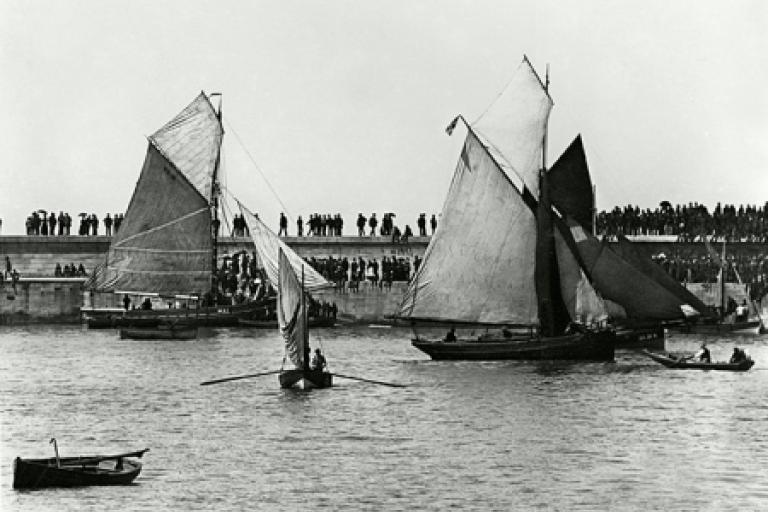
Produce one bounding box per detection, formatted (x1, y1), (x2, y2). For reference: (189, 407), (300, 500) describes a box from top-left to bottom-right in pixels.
(548, 135), (594, 232)
(278, 248), (307, 369)
(473, 56), (553, 197)
(149, 92), (223, 202)
(239, 204), (330, 292)
(398, 128), (539, 325)
(567, 220), (688, 320)
(90, 142), (212, 295)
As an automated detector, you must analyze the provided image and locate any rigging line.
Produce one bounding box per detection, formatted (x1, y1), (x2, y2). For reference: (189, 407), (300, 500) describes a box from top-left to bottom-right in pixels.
(221, 117), (292, 218)
(112, 208), (209, 248)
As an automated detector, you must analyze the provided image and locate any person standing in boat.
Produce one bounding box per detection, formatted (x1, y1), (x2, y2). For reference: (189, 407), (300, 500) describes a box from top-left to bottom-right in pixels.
(311, 348), (327, 372)
(444, 327), (457, 343)
(694, 342), (711, 363)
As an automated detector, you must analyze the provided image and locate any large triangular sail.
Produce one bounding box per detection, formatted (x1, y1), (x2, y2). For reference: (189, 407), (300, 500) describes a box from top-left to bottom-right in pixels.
(278, 248), (307, 369)
(398, 128), (539, 325)
(548, 135), (594, 232)
(239, 204), (330, 292)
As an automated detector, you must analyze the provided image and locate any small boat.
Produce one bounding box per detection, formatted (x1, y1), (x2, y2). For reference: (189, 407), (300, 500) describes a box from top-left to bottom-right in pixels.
(13, 442), (149, 489)
(275, 247), (333, 389)
(120, 322), (198, 340)
(642, 350), (754, 371)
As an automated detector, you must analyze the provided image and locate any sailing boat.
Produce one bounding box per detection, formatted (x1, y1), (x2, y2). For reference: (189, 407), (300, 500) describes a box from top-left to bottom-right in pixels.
(397, 56), (615, 361)
(276, 247), (332, 389)
(85, 92), (263, 334)
(671, 238), (764, 334)
(545, 132), (714, 347)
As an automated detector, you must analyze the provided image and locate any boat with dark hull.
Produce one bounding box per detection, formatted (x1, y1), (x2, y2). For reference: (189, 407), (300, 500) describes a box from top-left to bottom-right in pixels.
(13, 448), (149, 489)
(412, 330), (615, 361)
(643, 350), (754, 371)
(119, 323), (198, 340)
(397, 57), (615, 361)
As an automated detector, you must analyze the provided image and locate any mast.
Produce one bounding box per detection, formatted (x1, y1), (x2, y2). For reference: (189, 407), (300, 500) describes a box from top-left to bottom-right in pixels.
(210, 93), (223, 304)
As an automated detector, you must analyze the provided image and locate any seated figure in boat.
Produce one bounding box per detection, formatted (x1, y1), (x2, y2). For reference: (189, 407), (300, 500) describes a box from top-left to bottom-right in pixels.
(444, 327), (457, 343)
(729, 347), (748, 364)
(141, 297), (153, 310)
(311, 348), (327, 372)
(695, 343), (711, 363)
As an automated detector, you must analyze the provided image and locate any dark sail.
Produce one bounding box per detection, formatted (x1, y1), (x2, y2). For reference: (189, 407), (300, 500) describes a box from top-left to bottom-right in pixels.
(614, 234), (712, 317)
(548, 135), (594, 232)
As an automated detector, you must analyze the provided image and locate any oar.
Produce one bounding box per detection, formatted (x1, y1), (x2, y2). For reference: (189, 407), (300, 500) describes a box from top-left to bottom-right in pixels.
(200, 370), (281, 386)
(331, 373), (407, 388)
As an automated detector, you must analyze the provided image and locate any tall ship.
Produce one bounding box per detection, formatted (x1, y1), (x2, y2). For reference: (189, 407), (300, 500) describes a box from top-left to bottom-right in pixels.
(396, 56), (615, 361)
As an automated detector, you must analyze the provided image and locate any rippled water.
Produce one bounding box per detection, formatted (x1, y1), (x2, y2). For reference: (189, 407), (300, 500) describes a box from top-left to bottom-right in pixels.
(1, 325), (767, 511)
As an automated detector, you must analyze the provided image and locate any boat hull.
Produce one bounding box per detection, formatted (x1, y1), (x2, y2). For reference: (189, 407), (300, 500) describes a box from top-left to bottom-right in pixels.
(643, 350), (755, 371)
(411, 330), (615, 361)
(13, 457), (142, 489)
(671, 319), (761, 335)
(279, 369), (333, 389)
(615, 325), (665, 349)
(120, 325), (198, 340)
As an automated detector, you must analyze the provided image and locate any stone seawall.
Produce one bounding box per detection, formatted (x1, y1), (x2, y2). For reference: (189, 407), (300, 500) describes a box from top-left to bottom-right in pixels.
(1, 235), (766, 324)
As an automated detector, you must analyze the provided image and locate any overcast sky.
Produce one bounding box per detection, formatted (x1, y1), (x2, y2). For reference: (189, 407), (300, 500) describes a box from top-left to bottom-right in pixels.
(1, 1), (766, 235)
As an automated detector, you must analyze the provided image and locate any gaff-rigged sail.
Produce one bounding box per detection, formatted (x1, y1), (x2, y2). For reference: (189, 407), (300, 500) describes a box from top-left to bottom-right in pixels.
(149, 92), (224, 202)
(239, 204), (330, 292)
(398, 128), (539, 326)
(89, 142), (212, 295)
(473, 56), (553, 197)
(278, 248), (307, 369)
(89, 93), (223, 296)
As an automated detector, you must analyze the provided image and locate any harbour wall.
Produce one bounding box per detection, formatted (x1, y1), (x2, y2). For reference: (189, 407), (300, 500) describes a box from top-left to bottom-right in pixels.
(0, 235), (765, 324)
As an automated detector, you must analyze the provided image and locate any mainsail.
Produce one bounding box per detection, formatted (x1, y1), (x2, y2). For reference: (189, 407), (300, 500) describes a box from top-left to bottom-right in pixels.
(90, 93), (223, 296)
(398, 129), (539, 325)
(278, 248), (307, 369)
(239, 204), (330, 292)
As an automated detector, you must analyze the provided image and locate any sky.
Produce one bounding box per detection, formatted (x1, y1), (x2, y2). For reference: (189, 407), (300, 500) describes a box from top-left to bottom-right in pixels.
(1, 0), (766, 235)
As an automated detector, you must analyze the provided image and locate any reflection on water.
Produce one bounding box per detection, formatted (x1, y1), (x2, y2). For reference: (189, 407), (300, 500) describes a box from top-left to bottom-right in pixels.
(1, 325), (767, 511)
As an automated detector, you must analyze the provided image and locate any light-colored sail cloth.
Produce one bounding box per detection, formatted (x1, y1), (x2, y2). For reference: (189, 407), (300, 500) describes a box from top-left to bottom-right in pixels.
(554, 228), (608, 325)
(473, 56), (553, 197)
(278, 248), (306, 369)
(90, 143), (212, 295)
(398, 129), (538, 325)
(239, 204), (330, 292)
(149, 92), (223, 202)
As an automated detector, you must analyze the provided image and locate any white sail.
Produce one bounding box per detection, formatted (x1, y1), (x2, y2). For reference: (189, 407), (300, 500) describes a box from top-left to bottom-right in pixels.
(240, 204), (331, 292)
(473, 56), (553, 197)
(278, 248), (306, 369)
(398, 129), (538, 325)
(149, 92), (223, 201)
(554, 228), (608, 324)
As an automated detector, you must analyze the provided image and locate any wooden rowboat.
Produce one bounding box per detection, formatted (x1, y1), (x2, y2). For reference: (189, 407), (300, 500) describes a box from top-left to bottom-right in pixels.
(13, 448), (149, 489)
(642, 350), (754, 371)
(120, 323), (198, 340)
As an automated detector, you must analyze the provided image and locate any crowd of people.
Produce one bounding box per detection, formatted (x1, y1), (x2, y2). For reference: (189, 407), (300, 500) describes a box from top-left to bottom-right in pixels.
(53, 263), (88, 277)
(596, 202), (768, 241)
(25, 211), (125, 236)
(261, 212), (439, 238)
(305, 254), (422, 289)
